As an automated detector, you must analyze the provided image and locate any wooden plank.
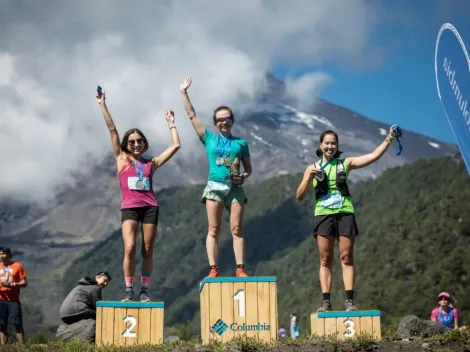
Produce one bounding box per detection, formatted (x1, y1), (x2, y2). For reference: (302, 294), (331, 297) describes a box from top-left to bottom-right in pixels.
(360, 316), (373, 337)
(95, 307), (102, 346)
(221, 282), (234, 342)
(150, 308), (164, 344)
(125, 308), (139, 346)
(245, 282), (258, 339)
(101, 307), (115, 346)
(232, 282), (246, 339)
(209, 283), (223, 342)
(257, 282), (271, 342)
(324, 317), (337, 338)
(372, 316), (381, 340)
(137, 308), (151, 345)
(114, 308), (127, 346)
(269, 282), (278, 342)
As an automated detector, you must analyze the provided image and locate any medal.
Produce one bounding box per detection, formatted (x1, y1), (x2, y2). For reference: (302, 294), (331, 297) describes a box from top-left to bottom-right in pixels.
(135, 180), (145, 190)
(216, 134), (232, 167)
(132, 159), (145, 189)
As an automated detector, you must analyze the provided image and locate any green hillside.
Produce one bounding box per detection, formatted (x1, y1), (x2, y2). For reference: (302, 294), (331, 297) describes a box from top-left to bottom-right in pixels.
(62, 156), (470, 336)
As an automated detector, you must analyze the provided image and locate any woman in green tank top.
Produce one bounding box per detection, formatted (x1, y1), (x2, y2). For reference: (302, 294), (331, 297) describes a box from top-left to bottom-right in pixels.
(296, 126), (398, 312)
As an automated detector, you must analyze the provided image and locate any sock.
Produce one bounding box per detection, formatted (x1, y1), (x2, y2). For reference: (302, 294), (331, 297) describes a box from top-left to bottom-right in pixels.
(346, 290), (354, 300)
(141, 276), (151, 289)
(236, 264), (245, 269)
(125, 277), (134, 288)
(322, 292), (331, 301)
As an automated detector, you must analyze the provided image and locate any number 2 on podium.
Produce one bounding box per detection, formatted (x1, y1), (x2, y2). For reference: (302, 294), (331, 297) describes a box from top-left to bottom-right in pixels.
(233, 289), (245, 317)
(122, 315), (137, 337)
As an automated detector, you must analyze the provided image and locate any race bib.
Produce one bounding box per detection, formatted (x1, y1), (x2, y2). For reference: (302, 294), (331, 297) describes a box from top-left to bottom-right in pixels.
(320, 192), (343, 209)
(128, 177), (151, 191)
(207, 180), (231, 196)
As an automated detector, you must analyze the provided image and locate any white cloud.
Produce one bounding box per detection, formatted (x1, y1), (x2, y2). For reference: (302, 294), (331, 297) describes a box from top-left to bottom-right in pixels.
(0, 0), (384, 202)
(284, 72), (333, 111)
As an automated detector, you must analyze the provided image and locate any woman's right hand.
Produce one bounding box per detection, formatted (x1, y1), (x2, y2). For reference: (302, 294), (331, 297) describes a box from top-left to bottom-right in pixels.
(305, 164), (320, 180)
(180, 77), (192, 93)
(96, 89), (106, 105)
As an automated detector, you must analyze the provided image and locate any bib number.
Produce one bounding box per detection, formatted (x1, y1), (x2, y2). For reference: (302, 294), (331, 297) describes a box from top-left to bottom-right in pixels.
(128, 177), (150, 191)
(320, 192), (343, 209)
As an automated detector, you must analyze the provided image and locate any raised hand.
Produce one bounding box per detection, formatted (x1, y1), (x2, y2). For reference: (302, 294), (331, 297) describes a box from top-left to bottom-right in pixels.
(180, 76), (192, 93)
(165, 109), (175, 124)
(96, 88), (106, 105)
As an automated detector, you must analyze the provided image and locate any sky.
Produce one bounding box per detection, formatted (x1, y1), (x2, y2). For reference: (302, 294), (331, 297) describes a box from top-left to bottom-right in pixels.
(0, 0), (469, 202)
(272, 0), (470, 144)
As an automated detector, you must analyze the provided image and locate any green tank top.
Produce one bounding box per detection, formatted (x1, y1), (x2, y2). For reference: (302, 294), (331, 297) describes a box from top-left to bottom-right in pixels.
(312, 158), (355, 216)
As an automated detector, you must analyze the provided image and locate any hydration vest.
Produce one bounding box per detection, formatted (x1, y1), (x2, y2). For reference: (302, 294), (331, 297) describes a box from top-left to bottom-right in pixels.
(314, 159), (350, 199)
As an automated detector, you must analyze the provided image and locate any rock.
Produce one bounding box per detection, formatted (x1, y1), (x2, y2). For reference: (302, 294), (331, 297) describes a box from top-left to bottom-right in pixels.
(397, 315), (447, 338)
(56, 318), (96, 343)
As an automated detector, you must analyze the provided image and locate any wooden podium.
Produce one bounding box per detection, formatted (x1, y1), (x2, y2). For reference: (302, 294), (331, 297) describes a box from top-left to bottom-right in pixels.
(311, 310), (381, 340)
(199, 277), (278, 343)
(96, 301), (164, 346)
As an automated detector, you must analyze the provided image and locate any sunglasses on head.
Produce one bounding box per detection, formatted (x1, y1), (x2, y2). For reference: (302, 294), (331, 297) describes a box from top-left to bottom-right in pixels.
(128, 138), (144, 145)
(215, 116), (232, 123)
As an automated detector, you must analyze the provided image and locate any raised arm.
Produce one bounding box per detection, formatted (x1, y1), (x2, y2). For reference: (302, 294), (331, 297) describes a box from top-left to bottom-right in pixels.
(296, 164), (318, 201)
(151, 109), (181, 170)
(97, 89), (121, 158)
(180, 77), (205, 139)
(345, 125), (396, 171)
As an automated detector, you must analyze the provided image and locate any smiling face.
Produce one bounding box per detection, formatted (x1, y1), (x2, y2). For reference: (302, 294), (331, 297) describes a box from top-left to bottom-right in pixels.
(214, 108), (233, 133)
(95, 275), (110, 288)
(438, 295), (450, 308)
(320, 133), (338, 159)
(121, 128), (149, 158)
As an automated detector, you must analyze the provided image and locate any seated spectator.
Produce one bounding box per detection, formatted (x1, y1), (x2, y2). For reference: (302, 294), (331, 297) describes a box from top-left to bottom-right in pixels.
(430, 292), (459, 330)
(59, 271), (111, 325)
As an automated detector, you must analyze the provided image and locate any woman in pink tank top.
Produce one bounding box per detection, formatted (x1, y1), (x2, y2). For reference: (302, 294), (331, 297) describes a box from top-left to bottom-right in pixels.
(97, 87), (180, 302)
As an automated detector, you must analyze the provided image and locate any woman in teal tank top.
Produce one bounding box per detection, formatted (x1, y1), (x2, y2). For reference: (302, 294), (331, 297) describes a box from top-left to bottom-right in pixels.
(296, 126), (398, 312)
(179, 77), (252, 279)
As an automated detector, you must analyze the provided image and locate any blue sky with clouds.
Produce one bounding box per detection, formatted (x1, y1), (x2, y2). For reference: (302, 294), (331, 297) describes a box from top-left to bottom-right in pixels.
(272, 0), (470, 144)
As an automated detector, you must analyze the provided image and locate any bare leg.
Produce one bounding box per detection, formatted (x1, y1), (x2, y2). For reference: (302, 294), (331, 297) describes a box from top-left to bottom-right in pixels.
(205, 200), (224, 266)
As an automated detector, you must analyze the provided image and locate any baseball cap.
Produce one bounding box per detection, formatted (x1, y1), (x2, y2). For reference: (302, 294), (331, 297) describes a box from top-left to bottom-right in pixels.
(438, 292), (451, 300)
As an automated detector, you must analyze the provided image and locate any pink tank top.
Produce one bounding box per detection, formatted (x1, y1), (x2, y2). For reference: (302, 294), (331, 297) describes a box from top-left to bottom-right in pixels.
(119, 158), (158, 209)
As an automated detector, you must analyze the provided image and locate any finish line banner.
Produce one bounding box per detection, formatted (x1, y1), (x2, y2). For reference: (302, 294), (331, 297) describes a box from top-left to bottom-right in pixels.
(435, 23), (470, 175)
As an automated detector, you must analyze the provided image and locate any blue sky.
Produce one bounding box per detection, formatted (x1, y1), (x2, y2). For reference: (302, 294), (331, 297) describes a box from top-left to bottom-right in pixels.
(271, 0), (470, 144)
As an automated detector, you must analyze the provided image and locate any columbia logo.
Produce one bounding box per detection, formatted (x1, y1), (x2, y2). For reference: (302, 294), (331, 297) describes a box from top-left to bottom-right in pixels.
(211, 319), (228, 336)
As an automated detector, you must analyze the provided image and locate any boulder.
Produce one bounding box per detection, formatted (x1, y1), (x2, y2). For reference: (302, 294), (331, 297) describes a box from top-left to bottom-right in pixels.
(56, 318), (96, 343)
(397, 315), (447, 338)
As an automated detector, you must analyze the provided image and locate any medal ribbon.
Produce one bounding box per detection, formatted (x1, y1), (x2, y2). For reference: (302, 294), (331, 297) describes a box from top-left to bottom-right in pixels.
(131, 159), (144, 181)
(216, 135), (232, 158)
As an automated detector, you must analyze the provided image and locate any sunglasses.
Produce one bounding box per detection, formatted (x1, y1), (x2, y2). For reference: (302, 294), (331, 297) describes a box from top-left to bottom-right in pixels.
(438, 297), (449, 301)
(128, 138), (144, 145)
(215, 116), (232, 123)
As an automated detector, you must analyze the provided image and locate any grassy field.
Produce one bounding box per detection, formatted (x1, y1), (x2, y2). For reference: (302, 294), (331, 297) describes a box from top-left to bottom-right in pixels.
(2, 328), (470, 352)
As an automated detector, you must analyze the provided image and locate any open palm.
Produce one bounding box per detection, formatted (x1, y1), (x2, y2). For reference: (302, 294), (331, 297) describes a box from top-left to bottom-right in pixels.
(180, 77), (192, 92)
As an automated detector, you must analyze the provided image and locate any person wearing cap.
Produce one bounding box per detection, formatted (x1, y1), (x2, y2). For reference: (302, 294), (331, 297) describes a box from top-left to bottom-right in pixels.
(430, 292), (459, 330)
(59, 271), (111, 325)
(0, 247), (27, 345)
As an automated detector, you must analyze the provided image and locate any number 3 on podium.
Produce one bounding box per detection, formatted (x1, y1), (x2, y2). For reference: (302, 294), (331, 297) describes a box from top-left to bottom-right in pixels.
(233, 289), (245, 317)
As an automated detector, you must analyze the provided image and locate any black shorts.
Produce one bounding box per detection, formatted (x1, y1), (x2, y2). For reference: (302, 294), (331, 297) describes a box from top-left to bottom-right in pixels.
(0, 301), (23, 326)
(313, 213), (359, 237)
(121, 206), (159, 225)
